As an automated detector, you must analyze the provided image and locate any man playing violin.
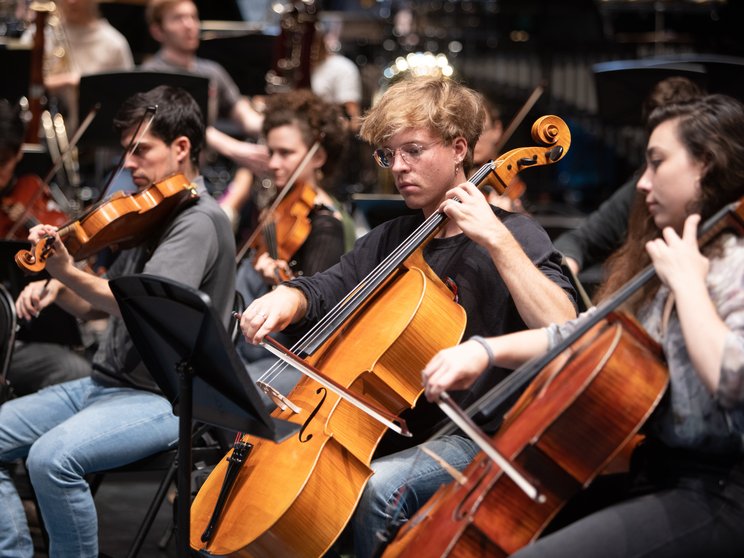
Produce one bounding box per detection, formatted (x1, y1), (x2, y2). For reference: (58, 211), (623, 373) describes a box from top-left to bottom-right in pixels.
(0, 85), (235, 557)
(239, 75), (578, 558)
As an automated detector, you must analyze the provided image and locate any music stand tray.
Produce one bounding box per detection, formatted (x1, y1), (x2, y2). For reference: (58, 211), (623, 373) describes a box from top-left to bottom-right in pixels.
(109, 274), (297, 556)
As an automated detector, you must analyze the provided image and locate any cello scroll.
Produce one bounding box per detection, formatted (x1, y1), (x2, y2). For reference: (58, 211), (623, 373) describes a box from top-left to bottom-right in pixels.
(479, 115), (570, 198)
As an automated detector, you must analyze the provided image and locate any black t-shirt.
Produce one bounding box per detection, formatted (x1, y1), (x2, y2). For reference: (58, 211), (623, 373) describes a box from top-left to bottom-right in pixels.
(291, 206), (345, 278)
(286, 207), (576, 452)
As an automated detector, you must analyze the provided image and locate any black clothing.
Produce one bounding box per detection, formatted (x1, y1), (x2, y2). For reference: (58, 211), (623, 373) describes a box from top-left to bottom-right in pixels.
(291, 205), (346, 277)
(554, 178), (636, 270)
(286, 207), (577, 450)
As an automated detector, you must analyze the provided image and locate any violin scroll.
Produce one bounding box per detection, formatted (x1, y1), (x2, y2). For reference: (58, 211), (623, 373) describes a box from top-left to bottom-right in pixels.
(14, 236), (53, 274)
(14, 173), (198, 275)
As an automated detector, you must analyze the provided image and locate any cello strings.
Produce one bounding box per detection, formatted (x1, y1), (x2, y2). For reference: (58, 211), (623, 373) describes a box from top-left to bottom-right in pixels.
(256, 162), (498, 394)
(256, 207), (447, 388)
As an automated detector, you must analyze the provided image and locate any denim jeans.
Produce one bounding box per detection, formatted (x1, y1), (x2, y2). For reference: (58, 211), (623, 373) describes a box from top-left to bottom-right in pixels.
(353, 435), (479, 558)
(0, 377), (179, 558)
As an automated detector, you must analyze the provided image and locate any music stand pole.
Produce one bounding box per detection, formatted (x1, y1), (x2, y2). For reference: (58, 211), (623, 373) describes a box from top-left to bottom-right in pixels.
(176, 361), (194, 557)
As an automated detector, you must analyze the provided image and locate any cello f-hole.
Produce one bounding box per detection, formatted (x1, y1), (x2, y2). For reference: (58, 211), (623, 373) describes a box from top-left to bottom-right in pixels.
(454, 459), (492, 521)
(299, 387), (327, 443)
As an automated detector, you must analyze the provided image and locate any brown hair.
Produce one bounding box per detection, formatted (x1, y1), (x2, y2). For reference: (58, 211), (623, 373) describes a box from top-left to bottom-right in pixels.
(597, 95), (744, 310)
(145, 0), (194, 27)
(262, 89), (347, 184)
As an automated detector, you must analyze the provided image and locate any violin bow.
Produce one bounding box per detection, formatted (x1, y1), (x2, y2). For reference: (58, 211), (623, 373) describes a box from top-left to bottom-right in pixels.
(491, 82), (546, 159)
(93, 105), (158, 205)
(235, 137), (322, 263)
(6, 104), (100, 239)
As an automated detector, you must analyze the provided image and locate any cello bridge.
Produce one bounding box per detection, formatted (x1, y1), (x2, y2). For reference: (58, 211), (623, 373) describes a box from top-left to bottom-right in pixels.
(258, 381), (302, 414)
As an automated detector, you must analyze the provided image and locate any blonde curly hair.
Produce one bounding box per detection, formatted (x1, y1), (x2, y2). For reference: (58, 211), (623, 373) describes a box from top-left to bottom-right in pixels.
(359, 76), (485, 174)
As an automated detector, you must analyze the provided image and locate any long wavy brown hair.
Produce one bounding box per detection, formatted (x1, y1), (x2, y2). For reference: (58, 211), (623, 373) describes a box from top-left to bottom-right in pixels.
(596, 95), (744, 312)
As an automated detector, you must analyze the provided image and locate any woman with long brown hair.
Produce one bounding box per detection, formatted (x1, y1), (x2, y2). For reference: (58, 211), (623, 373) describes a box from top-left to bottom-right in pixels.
(420, 94), (744, 557)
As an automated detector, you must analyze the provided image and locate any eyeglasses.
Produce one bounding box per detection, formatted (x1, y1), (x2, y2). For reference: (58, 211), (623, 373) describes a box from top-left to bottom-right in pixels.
(373, 141), (441, 169)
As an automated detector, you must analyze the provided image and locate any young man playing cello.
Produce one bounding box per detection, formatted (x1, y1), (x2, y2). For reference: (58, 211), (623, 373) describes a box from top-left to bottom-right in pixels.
(0, 85), (235, 557)
(238, 75), (578, 558)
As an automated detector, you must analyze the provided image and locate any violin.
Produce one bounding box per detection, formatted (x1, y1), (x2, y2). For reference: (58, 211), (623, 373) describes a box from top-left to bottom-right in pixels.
(15, 173), (198, 274)
(235, 140), (323, 280)
(379, 190), (744, 558)
(188, 116), (571, 557)
(1, 175), (68, 240)
(238, 180), (317, 281)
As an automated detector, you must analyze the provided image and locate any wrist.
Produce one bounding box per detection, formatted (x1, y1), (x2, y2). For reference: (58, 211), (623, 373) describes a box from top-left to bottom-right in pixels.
(469, 335), (495, 368)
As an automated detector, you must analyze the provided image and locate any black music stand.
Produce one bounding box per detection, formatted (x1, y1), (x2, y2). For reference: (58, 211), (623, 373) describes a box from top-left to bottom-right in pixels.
(0, 44), (30, 104)
(592, 59), (708, 127)
(108, 274), (298, 558)
(77, 71), (210, 149)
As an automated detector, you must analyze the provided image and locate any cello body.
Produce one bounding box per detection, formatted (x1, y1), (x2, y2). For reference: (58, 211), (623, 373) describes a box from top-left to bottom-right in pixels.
(190, 253), (466, 557)
(382, 311), (668, 558)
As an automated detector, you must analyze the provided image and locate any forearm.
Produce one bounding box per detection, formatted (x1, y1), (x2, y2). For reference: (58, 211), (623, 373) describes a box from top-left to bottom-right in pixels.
(488, 235), (576, 328)
(489, 328), (551, 369)
(672, 280), (727, 393)
(54, 266), (120, 318)
(206, 127), (267, 171)
(233, 98), (263, 136)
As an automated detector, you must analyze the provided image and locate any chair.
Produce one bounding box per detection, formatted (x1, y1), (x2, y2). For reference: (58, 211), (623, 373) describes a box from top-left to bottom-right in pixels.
(0, 283), (17, 403)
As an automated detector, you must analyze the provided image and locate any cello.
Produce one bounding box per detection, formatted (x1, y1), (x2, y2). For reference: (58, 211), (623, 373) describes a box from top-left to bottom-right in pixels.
(189, 115), (571, 557)
(378, 192), (744, 558)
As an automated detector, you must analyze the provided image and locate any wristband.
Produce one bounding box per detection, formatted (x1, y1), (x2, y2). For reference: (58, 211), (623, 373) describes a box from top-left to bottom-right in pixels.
(469, 335), (495, 368)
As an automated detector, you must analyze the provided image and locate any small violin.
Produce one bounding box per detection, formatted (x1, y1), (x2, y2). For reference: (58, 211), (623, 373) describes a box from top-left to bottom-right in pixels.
(15, 173), (198, 274)
(235, 139), (323, 282)
(246, 180), (317, 281)
(1, 175), (68, 240)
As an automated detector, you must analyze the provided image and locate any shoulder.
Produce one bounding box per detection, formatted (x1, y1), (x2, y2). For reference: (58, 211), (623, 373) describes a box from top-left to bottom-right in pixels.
(194, 57), (229, 78)
(167, 190), (230, 239)
(498, 208), (551, 242)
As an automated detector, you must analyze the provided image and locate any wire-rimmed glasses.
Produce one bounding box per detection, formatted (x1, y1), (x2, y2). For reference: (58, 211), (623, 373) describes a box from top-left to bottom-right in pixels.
(372, 141), (441, 169)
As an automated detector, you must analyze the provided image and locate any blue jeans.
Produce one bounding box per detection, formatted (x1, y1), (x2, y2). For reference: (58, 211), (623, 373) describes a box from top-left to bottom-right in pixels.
(0, 377), (179, 558)
(353, 435), (479, 558)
